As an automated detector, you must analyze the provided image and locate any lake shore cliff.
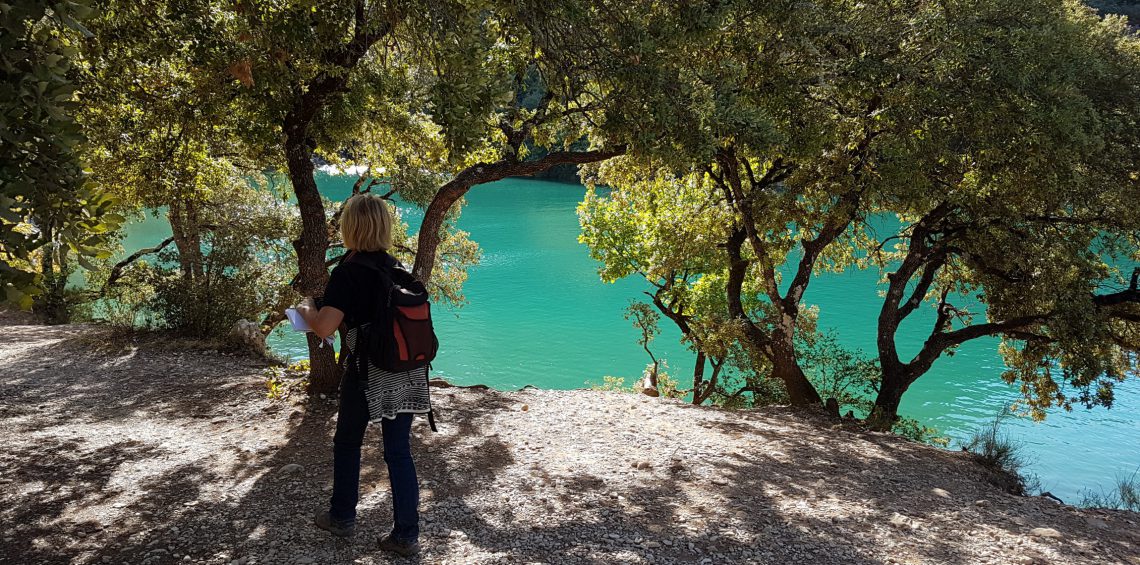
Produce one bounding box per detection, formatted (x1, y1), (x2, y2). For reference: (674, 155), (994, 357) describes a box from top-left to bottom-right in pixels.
(2, 316), (1137, 565)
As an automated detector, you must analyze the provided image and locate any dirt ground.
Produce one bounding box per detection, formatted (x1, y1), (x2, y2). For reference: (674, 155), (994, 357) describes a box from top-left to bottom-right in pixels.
(2, 318), (1138, 564)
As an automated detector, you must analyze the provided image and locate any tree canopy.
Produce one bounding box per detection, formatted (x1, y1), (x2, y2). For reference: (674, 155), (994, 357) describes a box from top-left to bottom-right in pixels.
(4, 0), (1138, 427)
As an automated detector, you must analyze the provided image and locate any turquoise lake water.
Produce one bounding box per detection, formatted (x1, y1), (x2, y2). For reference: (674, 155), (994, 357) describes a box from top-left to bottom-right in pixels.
(120, 174), (1139, 502)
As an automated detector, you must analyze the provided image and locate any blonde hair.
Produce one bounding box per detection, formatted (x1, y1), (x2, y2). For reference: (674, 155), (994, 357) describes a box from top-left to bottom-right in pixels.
(340, 193), (394, 252)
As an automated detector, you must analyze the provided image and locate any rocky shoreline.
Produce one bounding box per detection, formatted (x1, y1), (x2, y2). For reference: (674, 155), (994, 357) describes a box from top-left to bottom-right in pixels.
(2, 320), (1138, 564)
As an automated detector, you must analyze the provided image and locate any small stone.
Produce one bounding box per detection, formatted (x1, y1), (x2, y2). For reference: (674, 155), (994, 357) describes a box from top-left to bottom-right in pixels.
(1029, 527), (1062, 538)
(888, 512), (917, 530)
(636, 461), (651, 470)
(1086, 517), (1109, 530)
(521, 404), (529, 412)
(278, 464), (304, 475)
(931, 488), (951, 498)
(974, 499), (990, 507)
(643, 541), (662, 549)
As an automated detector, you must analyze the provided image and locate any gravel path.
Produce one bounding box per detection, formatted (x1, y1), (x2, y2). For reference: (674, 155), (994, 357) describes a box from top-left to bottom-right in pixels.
(2, 319), (1138, 565)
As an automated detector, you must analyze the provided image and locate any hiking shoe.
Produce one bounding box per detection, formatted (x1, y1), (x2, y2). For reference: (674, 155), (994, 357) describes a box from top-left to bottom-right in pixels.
(313, 511), (355, 537)
(378, 533), (420, 556)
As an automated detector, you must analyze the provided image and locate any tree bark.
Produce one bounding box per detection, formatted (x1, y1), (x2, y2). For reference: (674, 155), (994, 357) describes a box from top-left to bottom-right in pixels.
(769, 329), (822, 406)
(167, 201), (192, 281)
(285, 131), (341, 394)
(691, 351), (706, 404)
(724, 225), (821, 406)
(36, 218), (68, 324)
(868, 368), (910, 431)
(411, 148), (624, 284)
(272, 6), (404, 394)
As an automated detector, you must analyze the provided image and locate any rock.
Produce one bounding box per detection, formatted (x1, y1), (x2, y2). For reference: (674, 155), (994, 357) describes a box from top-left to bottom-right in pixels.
(278, 464), (304, 475)
(521, 404), (529, 412)
(1086, 517), (1109, 530)
(931, 488), (951, 498)
(635, 375), (659, 397)
(226, 320), (267, 356)
(974, 499), (990, 507)
(888, 512), (918, 530)
(1028, 527), (1062, 538)
(824, 397), (840, 418)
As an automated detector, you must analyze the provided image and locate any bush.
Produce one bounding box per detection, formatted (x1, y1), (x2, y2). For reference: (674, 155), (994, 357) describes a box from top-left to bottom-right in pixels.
(962, 406), (1038, 495)
(1080, 469), (1140, 511)
(588, 375), (631, 392)
(892, 417), (951, 447)
(147, 211), (294, 338)
(83, 188), (297, 339)
(799, 330), (880, 417)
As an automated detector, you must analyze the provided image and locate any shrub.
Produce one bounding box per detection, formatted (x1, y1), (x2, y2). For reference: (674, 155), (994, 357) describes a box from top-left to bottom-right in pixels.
(1080, 469), (1140, 512)
(962, 406), (1038, 495)
(588, 375), (631, 392)
(83, 188), (297, 340)
(799, 330), (880, 417)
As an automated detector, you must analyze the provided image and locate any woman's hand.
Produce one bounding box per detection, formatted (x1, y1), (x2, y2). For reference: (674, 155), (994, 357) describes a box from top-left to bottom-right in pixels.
(296, 297), (344, 340)
(297, 297), (317, 315)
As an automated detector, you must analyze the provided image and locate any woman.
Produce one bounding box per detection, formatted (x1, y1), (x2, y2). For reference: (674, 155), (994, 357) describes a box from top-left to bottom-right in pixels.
(295, 193), (425, 557)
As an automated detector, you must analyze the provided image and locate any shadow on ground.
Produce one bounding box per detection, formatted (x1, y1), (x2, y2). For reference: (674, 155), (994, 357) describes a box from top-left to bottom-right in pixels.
(2, 323), (1136, 564)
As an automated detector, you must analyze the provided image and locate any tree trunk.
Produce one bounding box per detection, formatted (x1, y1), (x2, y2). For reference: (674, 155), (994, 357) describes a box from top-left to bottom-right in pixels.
(691, 351), (706, 404)
(184, 199), (204, 280)
(412, 182), (469, 284)
(411, 149), (625, 285)
(167, 200), (203, 282)
(36, 218), (68, 324)
(769, 331), (822, 406)
(868, 365), (912, 431)
(285, 133), (341, 394)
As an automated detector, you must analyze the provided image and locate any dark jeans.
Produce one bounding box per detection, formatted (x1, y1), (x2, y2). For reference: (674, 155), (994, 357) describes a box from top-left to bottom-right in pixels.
(329, 371), (420, 543)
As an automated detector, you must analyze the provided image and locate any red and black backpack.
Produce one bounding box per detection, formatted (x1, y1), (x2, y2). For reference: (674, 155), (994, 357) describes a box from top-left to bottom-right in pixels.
(343, 251), (439, 374)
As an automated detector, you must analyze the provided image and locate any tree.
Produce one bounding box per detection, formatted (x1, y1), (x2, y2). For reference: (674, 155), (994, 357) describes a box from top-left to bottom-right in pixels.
(864, 0), (1140, 428)
(579, 159), (751, 405)
(580, 0), (1140, 422)
(1, 0), (122, 316)
(578, 0), (927, 407)
(199, 1), (629, 392)
(79, 0), (272, 287)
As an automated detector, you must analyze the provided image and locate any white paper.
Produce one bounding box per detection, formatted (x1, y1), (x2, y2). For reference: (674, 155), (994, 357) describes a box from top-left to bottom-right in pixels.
(285, 308), (310, 331)
(285, 308), (335, 346)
